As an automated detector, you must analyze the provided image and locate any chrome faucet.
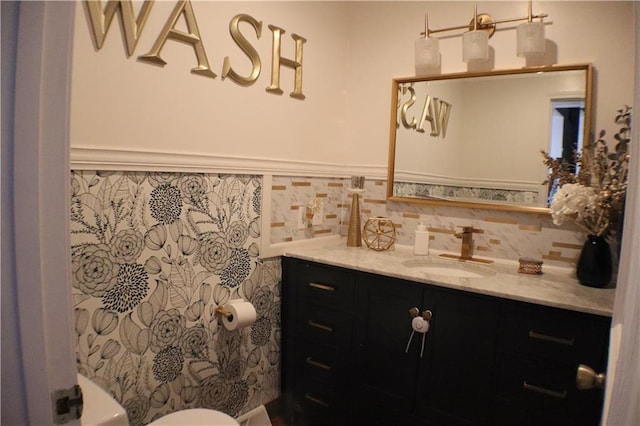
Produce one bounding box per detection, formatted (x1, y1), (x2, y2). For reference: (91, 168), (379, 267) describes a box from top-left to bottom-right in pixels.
(454, 226), (475, 260)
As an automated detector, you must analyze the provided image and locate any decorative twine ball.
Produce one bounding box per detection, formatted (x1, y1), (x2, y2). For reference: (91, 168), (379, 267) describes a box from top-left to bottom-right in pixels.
(362, 217), (396, 251)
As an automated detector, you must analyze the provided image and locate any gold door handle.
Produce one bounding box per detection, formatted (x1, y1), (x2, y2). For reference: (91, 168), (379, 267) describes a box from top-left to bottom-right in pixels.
(309, 282), (336, 292)
(307, 320), (334, 333)
(576, 364), (606, 390)
(523, 381), (567, 399)
(306, 357), (332, 371)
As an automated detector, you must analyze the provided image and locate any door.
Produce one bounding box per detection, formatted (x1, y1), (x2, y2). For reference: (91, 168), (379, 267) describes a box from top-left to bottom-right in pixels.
(415, 288), (500, 425)
(2, 2), (79, 424)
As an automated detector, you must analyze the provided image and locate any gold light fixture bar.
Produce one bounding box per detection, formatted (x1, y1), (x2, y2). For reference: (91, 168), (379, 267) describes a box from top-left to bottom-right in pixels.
(421, 1), (548, 39)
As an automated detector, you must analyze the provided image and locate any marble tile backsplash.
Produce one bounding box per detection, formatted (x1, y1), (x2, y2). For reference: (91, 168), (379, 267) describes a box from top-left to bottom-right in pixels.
(270, 176), (585, 267)
(270, 176), (346, 243)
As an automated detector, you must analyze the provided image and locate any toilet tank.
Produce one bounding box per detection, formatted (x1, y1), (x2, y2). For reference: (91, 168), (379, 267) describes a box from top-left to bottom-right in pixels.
(77, 374), (129, 426)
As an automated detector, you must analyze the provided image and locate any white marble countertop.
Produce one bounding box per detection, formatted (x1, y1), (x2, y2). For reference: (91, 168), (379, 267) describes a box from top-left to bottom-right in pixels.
(283, 239), (615, 317)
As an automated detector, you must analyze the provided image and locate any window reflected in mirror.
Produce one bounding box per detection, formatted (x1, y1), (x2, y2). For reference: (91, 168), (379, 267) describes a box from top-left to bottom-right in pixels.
(547, 99), (585, 204)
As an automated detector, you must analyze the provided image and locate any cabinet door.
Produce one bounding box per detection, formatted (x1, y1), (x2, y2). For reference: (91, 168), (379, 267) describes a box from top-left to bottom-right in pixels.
(354, 274), (424, 425)
(415, 288), (500, 426)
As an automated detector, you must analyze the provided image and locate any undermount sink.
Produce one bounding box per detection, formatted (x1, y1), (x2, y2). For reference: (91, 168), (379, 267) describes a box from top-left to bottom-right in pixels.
(401, 258), (496, 279)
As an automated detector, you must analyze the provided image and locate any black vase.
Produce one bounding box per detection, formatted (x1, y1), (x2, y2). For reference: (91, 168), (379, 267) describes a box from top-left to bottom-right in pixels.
(576, 235), (613, 288)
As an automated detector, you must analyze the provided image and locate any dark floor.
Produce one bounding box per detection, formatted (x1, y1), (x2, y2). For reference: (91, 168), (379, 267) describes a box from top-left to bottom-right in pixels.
(270, 416), (285, 426)
(266, 400), (285, 426)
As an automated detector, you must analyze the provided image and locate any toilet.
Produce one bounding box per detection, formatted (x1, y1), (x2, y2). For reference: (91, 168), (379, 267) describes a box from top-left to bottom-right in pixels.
(77, 374), (129, 426)
(148, 408), (239, 426)
(78, 373), (239, 426)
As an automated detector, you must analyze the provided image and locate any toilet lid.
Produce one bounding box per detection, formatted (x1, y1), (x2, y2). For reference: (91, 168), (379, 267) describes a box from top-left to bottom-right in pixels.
(149, 409), (239, 426)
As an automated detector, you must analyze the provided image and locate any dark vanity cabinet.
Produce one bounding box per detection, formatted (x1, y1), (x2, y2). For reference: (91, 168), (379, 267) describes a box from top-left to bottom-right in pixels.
(282, 257), (611, 426)
(281, 258), (358, 426)
(353, 272), (500, 426)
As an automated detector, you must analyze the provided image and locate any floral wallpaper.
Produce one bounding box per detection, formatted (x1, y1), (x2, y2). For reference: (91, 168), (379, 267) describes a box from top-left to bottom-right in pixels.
(70, 171), (280, 425)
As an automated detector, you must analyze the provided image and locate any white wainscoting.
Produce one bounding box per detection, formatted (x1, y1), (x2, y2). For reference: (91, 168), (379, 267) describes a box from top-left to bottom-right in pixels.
(71, 146), (386, 177)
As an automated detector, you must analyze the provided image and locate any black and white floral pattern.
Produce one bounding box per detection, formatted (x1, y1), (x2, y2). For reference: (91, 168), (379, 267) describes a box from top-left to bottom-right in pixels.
(102, 263), (149, 313)
(71, 171), (280, 425)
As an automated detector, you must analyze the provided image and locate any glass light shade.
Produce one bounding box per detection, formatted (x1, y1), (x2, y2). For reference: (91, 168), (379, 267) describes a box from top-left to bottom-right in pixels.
(517, 21), (545, 57)
(462, 30), (489, 62)
(415, 36), (440, 74)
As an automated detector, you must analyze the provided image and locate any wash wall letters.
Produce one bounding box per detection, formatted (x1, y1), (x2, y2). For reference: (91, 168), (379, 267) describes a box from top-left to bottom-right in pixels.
(84, 0), (307, 99)
(398, 84), (452, 138)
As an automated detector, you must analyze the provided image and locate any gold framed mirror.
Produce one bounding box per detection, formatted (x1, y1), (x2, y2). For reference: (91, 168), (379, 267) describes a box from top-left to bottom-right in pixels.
(387, 64), (593, 213)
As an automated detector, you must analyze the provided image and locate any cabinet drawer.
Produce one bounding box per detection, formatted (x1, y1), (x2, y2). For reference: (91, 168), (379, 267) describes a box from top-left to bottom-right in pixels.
(492, 396), (572, 426)
(295, 304), (353, 347)
(294, 340), (349, 387)
(501, 304), (610, 364)
(496, 355), (575, 401)
(293, 378), (347, 426)
(495, 356), (604, 426)
(298, 262), (355, 312)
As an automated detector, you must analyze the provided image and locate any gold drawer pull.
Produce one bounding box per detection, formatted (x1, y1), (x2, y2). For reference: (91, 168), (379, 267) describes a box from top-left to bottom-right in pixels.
(528, 331), (575, 347)
(523, 381), (567, 399)
(306, 357), (332, 371)
(308, 320), (334, 333)
(309, 282), (336, 292)
(305, 393), (330, 408)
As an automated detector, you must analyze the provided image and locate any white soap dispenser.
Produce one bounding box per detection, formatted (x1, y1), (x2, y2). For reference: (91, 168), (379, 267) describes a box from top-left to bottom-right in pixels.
(414, 223), (430, 255)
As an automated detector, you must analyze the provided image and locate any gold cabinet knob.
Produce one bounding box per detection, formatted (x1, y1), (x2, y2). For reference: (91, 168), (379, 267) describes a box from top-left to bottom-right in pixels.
(576, 364), (606, 390)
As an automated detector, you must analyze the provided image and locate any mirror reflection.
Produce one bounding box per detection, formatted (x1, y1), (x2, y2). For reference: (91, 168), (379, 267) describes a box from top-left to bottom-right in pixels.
(387, 64), (593, 212)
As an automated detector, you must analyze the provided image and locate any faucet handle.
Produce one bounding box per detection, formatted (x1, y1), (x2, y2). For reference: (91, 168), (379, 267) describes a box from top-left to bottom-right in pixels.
(457, 225), (478, 233)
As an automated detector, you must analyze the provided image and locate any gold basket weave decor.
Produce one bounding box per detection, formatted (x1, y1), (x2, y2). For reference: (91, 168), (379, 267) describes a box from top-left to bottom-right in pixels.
(518, 257), (543, 275)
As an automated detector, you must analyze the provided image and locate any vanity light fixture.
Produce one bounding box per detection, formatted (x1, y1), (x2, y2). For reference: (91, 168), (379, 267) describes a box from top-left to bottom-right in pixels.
(462, 4), (489, 62)
(415, 0), (548, 72)
(415, 14), (441, 74)
(517, 1), (546, 57)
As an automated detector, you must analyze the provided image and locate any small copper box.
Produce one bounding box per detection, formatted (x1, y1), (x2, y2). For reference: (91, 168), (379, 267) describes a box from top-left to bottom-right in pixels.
(518, 257), (543, 275)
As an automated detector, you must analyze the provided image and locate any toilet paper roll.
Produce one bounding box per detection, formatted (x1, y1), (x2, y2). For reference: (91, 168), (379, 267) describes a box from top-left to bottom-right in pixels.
(222, 301), (257, 331)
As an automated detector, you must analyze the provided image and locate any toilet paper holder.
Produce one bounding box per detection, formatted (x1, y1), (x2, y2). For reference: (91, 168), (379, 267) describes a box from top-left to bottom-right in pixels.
(215, 305), (234, 320)
(214, 299), (257, 331)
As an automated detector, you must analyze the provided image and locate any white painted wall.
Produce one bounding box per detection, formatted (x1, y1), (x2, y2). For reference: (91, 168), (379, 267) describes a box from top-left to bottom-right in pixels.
(344, 1), (634, 168)
(70, 1), (634, 169)
(70, 1), (350, 163)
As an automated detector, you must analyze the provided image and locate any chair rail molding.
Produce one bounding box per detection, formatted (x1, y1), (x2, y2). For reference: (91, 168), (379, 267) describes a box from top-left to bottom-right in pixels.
(71, 145), (386, 178)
